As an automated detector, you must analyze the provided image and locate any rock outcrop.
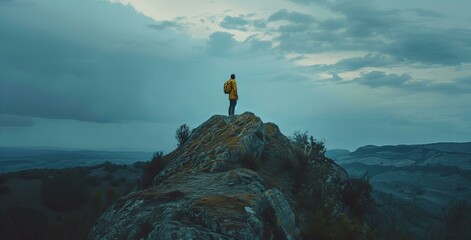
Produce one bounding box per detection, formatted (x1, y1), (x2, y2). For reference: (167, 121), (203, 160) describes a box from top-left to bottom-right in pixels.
(89, 112), (347, 240)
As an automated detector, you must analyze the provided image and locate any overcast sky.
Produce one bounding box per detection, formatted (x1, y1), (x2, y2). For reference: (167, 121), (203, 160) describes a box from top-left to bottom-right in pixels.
(1, 0), (470, 152)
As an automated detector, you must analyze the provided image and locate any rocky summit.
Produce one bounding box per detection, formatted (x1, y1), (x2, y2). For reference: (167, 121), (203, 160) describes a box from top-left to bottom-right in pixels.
(88, 112), (348, 240)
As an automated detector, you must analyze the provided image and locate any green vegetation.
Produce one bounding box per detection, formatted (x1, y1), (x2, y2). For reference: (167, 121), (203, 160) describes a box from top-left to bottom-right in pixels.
(290, 130), (378, 240)
(41, 168), (90, 212)
(142, 151), (167, 189)
(439, 199), (471, 240)
(0, 162), (143, 240)
(175, 124), (192, 147)
(342, 175), (373, 221)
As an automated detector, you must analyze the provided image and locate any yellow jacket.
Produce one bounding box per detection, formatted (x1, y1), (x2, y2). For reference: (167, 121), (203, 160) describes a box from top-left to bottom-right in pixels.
(228, 79), (238, 100)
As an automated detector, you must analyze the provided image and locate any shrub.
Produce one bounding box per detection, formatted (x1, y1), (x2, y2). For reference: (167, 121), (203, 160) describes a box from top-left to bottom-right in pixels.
(142, 151), (167, 189)
(290, 130), (326, 162)
(291, 146), (309, 194)
(103, 161), (117, 173)
(342, 175), (373, 220)
(290, 130), (378, 239)
(440, 199), (471, 239)
(175, 124), (191, 147)
(41, 169), (89, 212)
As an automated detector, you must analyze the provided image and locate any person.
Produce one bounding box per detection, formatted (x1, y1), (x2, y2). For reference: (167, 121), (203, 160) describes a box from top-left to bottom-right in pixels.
(227, 74), (238, 116)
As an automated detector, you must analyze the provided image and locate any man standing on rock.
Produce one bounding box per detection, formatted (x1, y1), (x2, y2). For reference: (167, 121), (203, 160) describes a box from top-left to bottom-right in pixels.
(224, 73), (238, 116)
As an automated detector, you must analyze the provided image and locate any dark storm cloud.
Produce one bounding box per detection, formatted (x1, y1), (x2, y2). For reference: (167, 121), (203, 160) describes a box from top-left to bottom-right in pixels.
(351, 71), (412, 88)
(0, 1), (198, 124)
(273, 0), (471, 68)
(219, 16), (249, 31)
(0, 80), (92, 122)
(0, 114), (35, 127)
(331, 1), (402, 37)
(385, 28), (471, 65)
(268, 8), (389, 53)
(348, 71), (471, 95)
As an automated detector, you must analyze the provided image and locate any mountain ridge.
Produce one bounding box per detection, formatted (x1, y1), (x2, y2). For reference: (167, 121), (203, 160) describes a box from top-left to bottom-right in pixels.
(88, 112), (365, 240)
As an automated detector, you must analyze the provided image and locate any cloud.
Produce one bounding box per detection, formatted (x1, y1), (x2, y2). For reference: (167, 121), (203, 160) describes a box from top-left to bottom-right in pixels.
(313, 53), (397, 72)
(287, 0), (322, 5)
(426, 76), (471, 94)
(148, 20), (181, 30)
(0, 0), (205, 124)
(0, 80), (92, 122)
(350, 71), (412, 88)
(219, 16), (249, 31)
(206, 31), (237, 57)
(0, 114), (35, 127)
(268, 9), (315, 23)
(347, 71), (471, 95)
(269, 0), (471, 68)
(385, 28), (471, 65)
(409, 8), (445, 18)
(246, 37), (273, 53)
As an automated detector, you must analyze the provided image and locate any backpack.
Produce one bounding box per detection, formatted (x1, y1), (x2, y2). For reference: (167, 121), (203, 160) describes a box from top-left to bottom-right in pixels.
(223, 80), (232, 94)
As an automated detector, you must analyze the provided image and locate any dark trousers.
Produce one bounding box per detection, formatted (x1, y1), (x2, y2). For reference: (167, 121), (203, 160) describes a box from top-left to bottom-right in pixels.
(228, 100), (237, 116)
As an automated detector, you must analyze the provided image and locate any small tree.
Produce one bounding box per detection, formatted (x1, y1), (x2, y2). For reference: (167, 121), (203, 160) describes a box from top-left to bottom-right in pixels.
(175, 124), (191, 147)
(141, 151), (166, 189)
(290, 130), (326, 162)
(440, 199), (471, 240)
(342, 175), (373, 221)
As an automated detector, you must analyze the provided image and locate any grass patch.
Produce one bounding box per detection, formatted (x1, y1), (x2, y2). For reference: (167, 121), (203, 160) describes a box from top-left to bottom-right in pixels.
(194, 194), (255, 216)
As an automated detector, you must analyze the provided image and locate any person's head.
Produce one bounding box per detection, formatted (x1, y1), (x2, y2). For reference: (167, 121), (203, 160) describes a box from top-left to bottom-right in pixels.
(230, 74), (235, 79)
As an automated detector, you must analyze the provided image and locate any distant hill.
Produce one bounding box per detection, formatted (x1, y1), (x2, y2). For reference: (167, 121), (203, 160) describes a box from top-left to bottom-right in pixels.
(330, 142), (471, 210)
(330, 142), (471, 238)
(325, 148), (351, 159)
(0, 147), (153, 173)
(336, 142), (471, 169)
